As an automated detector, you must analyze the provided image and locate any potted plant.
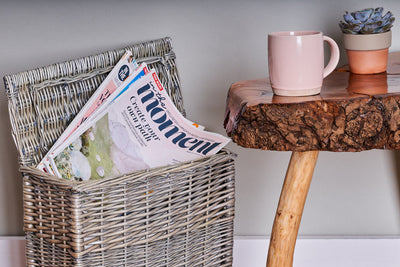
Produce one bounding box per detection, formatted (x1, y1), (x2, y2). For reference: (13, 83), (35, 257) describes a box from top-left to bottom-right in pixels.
(339, 7), (395, 74)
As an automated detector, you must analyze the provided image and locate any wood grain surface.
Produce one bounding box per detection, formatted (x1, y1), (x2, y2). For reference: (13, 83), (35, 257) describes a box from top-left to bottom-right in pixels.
(224, 52), (400, 152)
(266, 151), (319, 267)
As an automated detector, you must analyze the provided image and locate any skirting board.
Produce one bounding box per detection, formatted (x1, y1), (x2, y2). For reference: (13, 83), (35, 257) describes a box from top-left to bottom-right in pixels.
(0, 237), (25, 267)
(234, 236), (400, 267)
(1, 236), (400, 267)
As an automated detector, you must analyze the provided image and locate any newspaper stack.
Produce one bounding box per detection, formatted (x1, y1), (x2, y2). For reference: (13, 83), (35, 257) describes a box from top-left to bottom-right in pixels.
(37, 51), (230, 181)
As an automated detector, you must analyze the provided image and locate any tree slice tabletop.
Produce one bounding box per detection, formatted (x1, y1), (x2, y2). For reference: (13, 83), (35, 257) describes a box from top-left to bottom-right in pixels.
(224, 52), (400, 152)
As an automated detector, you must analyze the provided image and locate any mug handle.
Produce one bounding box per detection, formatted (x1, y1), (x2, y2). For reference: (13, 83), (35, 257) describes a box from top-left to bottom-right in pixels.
(323, 36), (340, 78)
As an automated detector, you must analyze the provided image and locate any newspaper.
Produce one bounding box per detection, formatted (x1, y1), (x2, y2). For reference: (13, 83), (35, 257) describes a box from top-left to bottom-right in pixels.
(39, 67), (229, 181)
(37, 51), (141, 174)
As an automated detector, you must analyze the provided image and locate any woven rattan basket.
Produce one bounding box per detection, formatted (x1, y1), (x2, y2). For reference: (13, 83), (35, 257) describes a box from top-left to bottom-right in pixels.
(4, 37), (235, 266)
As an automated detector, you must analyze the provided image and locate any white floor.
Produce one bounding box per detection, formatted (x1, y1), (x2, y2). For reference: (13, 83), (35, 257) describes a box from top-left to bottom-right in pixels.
(2, 236), (400, 267)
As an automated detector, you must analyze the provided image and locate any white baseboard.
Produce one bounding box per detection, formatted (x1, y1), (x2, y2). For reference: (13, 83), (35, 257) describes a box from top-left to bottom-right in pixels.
(0, 237), (25, 267)
(2, 236), (400, 267)
(234, 236), (400, 267)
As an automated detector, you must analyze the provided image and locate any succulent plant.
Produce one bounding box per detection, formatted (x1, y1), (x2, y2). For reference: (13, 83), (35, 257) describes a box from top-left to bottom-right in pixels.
(339, 7), (395, 34)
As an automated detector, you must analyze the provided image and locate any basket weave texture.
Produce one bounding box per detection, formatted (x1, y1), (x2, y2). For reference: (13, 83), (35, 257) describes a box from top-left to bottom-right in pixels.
(4, 37), (235, 266)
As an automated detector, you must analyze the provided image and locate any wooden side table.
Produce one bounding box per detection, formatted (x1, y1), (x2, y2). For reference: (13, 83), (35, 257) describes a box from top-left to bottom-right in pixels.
(224, 53), (400, 267)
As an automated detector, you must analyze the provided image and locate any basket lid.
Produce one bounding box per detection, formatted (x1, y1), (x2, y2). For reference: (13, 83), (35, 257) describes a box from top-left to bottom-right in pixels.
(3, 37), (185, 166)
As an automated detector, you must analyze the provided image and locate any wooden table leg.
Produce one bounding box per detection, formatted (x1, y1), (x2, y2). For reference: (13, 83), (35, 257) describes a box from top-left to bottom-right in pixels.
(266, 151), (319, 267)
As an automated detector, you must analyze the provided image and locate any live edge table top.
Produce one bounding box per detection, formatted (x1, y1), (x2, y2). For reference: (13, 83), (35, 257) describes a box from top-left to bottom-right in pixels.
(224, 52), (400, 152)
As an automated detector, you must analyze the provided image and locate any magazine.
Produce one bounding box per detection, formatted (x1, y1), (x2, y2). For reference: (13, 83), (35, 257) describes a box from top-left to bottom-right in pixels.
(46, 70), (230, 181)
(37, 51), (140, 174)
(47, 62), (204, 163)
(49, 63), (150, 157)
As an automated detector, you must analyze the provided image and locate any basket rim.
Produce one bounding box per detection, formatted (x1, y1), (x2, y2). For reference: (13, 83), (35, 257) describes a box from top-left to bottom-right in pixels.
(20, 149), (236, 191)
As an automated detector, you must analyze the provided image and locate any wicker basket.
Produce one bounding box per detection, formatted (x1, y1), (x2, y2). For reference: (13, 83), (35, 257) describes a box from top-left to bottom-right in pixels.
(4, 37), (235, 266)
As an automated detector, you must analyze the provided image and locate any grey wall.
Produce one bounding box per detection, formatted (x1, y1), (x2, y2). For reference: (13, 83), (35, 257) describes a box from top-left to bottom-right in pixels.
(1, 0), (400, 236)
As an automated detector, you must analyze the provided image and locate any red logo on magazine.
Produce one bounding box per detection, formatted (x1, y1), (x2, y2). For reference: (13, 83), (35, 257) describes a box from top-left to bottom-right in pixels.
(152, 72), (164, 91)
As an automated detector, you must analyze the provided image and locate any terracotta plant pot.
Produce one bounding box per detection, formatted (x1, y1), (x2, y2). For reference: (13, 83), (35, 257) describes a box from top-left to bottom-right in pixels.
(343, 30), (392, 74)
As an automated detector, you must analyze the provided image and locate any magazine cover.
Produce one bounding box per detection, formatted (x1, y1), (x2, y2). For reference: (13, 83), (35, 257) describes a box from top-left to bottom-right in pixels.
(50, 63), (150, 157)
(49, 70), (230, 181)
(37, 52), (140, 174)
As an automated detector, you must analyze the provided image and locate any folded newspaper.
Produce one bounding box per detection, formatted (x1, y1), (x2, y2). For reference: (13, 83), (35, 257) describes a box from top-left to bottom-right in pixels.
(38, 51), (230, 181)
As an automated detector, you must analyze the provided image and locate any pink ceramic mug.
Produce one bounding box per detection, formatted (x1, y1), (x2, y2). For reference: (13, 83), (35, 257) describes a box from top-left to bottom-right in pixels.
(268, 31), (340, 96)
